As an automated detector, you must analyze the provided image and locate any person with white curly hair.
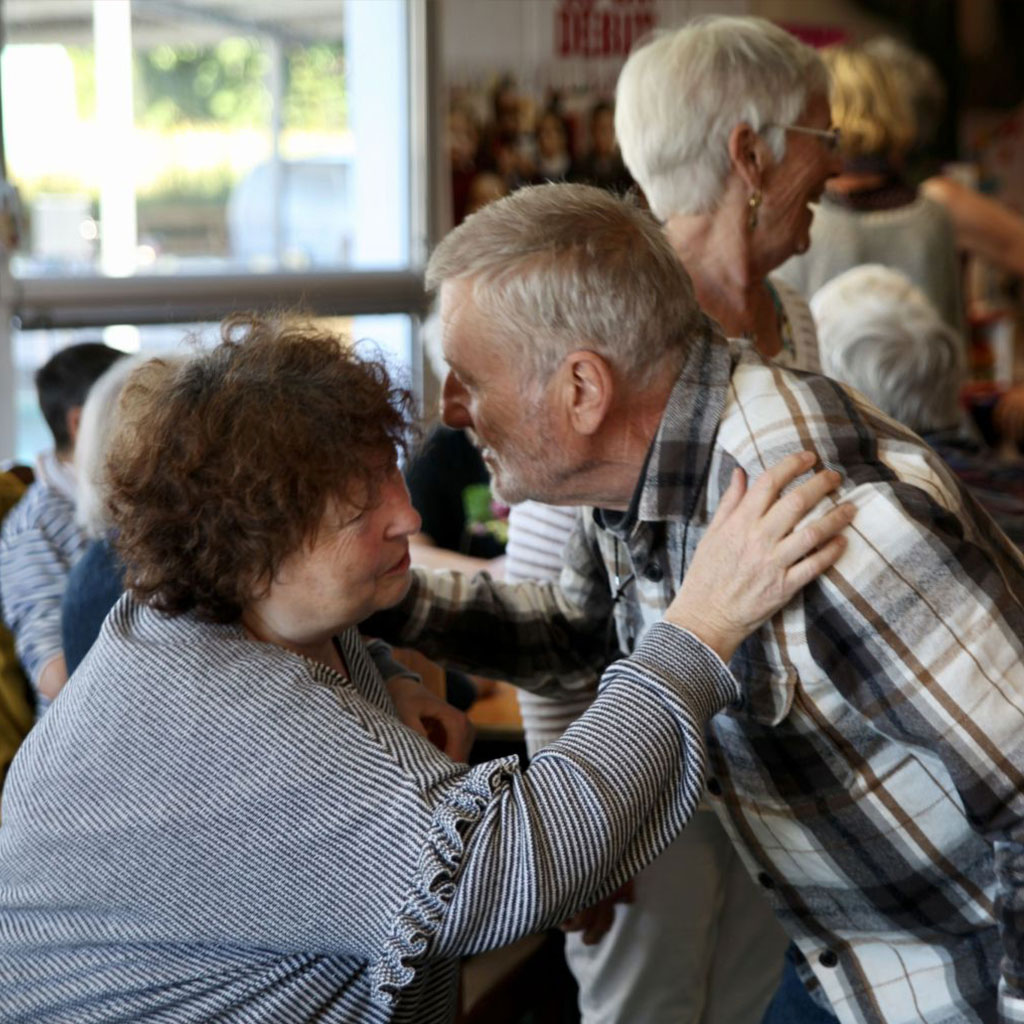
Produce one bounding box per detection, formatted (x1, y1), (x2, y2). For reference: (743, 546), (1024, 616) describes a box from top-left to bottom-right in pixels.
(812, 263), (1024, 549)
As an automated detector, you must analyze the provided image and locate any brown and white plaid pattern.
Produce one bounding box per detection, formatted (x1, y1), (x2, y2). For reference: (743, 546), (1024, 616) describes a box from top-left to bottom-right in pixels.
(389, 319), (1024, 1024)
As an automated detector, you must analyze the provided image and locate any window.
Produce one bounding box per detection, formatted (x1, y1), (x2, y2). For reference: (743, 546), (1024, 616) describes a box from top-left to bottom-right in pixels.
(12, 315), (413, 463)
(0, 0), (433, 462)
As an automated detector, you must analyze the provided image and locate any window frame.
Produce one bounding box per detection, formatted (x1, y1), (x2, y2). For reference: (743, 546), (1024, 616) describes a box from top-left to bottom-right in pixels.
(0, 0), (441, 462)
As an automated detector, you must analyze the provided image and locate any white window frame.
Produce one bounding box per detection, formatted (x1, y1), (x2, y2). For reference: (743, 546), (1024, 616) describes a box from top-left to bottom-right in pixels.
(0, 0), (443, 462)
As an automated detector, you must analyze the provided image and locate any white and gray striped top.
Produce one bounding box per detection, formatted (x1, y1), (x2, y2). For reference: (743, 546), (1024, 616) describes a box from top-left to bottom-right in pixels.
(0, 592), (738, 1022)
(0, 480), (88, 707)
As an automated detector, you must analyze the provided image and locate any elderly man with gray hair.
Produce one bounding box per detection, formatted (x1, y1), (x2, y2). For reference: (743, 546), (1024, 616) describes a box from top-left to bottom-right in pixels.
(812, 263), (1024, 549)
(512, 15), (838, 1020)
(371, 181), (1024, 1024)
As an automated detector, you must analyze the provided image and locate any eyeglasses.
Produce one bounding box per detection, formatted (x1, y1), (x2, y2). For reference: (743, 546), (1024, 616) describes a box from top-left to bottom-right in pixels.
(768, 124), (842, 152)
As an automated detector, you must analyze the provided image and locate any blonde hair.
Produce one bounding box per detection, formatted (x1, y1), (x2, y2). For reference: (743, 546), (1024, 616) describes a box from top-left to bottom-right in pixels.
(824, 44), (916, 161)
(864, 36), (946, 150)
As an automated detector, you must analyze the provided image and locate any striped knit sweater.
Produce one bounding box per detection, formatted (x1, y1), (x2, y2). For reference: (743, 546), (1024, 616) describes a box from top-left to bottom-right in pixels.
(0, 593), (738, 1022)
(0, 478), (88, 707)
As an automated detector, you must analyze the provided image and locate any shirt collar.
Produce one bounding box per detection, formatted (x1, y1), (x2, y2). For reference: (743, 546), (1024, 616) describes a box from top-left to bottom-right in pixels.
(596, 314), (733, 537)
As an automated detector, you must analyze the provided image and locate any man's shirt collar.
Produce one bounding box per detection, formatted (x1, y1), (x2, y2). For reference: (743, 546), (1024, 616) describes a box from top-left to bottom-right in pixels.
(595, 315), (734, 539)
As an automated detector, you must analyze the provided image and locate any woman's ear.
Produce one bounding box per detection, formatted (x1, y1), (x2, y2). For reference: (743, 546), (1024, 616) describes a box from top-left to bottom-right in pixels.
(728, 122), (765, 192)
(561, 350), (614, 437)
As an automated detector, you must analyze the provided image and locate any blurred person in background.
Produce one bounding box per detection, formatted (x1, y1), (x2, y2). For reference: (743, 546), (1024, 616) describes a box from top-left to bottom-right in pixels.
(865, 35), (1024, 449)
(776, 42), (965, 335)
(531, 109), (572, 183)
(0, 342), (124, 712)
(569, 101), (633, 194)
(60, 353), (181, 675)
(865, 35), (1024, 283)
(812, 263), (1024, 549)
(447, 102), (482, 225)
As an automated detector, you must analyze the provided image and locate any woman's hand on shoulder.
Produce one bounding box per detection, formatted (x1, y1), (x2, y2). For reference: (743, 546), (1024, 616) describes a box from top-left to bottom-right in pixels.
(665, 451), (855, 661)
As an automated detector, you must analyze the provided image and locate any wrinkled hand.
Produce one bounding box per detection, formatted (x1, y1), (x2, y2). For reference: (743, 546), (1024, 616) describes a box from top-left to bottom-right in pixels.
(665, 451), (855, 661)
(386, 676), (475, 762)
(560, 880), (634, 945)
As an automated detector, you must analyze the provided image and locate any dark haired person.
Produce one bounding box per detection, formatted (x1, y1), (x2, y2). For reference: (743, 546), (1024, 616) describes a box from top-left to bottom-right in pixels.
(569, 101), (632, 194)
(0, 312), (850, 1022)
(0, 341), (123, 710)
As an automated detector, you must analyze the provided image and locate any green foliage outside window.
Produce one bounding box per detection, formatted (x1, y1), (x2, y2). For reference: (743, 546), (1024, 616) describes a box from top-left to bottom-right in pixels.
(136, 39), (347, 132)
(66, 38), (347, 133)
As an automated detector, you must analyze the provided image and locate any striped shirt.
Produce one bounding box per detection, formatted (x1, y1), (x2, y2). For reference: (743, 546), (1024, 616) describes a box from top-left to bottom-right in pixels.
(0, 593), (738, 1022)
(505, 502), (587, 756)
(0, 479), (88, 703)
(380, 319), (1024, 1024)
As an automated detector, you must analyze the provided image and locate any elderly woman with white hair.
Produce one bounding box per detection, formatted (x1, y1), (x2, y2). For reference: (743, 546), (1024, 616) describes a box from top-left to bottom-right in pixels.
(615, 15), (840, 368)
(61, 353), (153, 674)
(812, 264), (1024, 549)
(507, 16), (842, 1024)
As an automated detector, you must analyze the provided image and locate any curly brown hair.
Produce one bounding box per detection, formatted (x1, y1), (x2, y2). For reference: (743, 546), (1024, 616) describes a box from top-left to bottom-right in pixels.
(106, 312), (414, 622)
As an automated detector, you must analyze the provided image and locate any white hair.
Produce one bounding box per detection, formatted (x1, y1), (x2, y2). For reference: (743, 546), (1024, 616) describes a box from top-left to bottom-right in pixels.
(615, 15), (829, 219)
(74, 352), (188, 538)
(811, 264), (964, 434)
(426, 182), (702, 387)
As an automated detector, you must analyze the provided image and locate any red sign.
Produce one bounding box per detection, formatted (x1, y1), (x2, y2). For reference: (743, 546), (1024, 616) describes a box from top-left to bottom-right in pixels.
(556, 0), (658, 58)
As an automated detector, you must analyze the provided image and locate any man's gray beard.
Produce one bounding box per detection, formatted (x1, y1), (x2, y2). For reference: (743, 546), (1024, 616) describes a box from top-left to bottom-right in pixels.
(492, 456), (605, 508)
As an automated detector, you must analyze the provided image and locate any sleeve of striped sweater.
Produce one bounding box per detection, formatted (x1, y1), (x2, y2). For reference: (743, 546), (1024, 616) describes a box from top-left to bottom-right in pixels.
(373, 621), (741, 1002)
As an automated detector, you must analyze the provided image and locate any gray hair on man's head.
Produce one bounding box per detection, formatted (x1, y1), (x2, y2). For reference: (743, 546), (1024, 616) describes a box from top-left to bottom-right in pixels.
(615, 16), (828, 219)
(811, 264), (964, 434)
(426, 182), (701, 387)
(74, 351), (188, 538)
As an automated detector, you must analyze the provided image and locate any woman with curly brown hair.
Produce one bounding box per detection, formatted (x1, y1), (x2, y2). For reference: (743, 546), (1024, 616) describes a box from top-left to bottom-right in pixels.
(0, 312), (849, 1023)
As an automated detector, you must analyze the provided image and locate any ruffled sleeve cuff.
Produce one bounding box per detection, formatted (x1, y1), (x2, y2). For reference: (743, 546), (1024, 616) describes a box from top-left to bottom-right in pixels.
(370, 754), (521, 1006)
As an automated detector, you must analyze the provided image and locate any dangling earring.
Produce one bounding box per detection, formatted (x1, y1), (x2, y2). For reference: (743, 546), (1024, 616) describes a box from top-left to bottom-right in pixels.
(747, 190), (762, 230)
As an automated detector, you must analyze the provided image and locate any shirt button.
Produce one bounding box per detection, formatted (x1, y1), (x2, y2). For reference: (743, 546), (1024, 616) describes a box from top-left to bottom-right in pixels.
(706, 778), (722, 796)
(643, 562), (663, 582)
(757, 872), (775, 889)
(818, 950), (838, 968)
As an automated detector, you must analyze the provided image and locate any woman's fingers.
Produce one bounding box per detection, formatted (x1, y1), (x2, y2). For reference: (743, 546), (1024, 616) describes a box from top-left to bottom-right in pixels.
(758, 467), (843, 540)
(773, 501), (857, 571)
(710, 467), (747, 523)
(782, 534), (849, 594)
(728, 449), (817, 521)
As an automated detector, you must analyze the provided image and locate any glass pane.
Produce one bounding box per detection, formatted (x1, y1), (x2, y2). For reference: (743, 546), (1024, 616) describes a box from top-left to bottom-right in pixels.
(12, 315), (413, 464)
(1, 0), (410, 277)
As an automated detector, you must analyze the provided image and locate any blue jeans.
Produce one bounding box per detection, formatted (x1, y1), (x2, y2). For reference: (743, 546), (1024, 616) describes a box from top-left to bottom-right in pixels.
(761, 944), (839, 1024)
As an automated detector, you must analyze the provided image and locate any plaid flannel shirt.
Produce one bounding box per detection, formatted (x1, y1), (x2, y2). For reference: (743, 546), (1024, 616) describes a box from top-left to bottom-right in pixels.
(384, 318), (1024, 1024)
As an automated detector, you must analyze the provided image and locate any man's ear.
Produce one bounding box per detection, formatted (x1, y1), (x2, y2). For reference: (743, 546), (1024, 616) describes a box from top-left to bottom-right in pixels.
(65, 406), (82, 451)
(727, 122), (765, 192)
(562, 350), (614, 436)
